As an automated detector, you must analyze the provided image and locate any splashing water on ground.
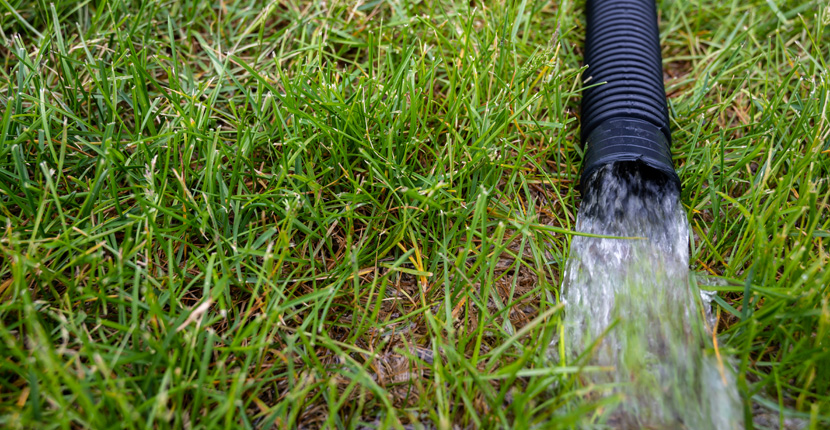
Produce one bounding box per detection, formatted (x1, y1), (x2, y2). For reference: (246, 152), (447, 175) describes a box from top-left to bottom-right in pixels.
(559, 161), (742, 429)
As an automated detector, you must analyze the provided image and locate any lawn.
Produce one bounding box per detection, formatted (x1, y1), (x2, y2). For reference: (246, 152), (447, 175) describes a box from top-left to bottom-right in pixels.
(0, 0), (828, 428)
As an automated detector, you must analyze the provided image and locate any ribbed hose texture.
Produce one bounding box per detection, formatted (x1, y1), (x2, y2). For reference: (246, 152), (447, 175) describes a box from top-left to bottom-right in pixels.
(580, 0), (679, 188)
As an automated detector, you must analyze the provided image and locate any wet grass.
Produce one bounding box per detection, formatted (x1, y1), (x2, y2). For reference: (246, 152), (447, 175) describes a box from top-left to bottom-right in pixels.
(0, 0), (827, 428)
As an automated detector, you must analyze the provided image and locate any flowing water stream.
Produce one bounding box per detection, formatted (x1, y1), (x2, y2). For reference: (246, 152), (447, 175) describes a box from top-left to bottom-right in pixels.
(559, 161), (743, 429)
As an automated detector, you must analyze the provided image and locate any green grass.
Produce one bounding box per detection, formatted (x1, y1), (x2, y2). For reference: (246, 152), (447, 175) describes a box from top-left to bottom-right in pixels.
(0, 0), (827, 428)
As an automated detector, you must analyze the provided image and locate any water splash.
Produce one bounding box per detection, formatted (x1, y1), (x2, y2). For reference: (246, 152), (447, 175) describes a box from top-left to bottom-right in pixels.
(560, 161), (742, 429)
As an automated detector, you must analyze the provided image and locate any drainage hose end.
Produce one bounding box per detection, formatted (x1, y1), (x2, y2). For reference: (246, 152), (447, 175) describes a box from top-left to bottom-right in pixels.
(580, 118), (680, 190)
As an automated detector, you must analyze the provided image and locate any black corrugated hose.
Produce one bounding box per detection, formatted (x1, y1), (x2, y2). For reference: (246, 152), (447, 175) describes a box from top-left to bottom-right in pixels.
(579, 0), (680, 189)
